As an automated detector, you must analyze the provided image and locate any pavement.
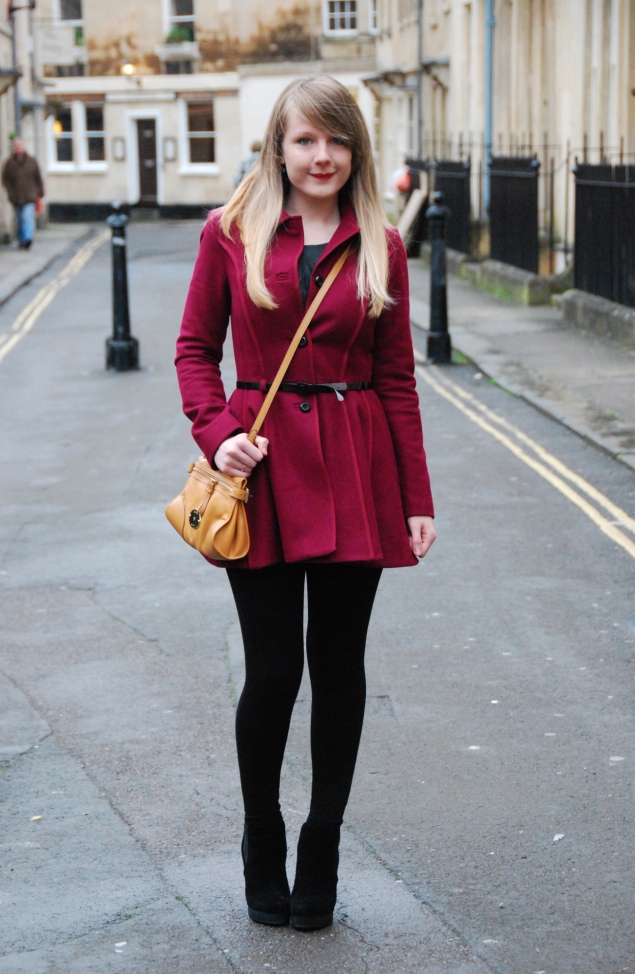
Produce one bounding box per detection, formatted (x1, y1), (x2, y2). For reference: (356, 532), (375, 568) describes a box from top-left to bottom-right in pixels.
(407, 260), (635, 473)
(1, 221), (634, 974)
(0, 223), (96, 309)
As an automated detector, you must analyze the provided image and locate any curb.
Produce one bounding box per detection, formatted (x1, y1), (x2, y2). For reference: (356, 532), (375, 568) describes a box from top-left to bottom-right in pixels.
(0, 225), (100, 311)
(411, 315), (635, 474)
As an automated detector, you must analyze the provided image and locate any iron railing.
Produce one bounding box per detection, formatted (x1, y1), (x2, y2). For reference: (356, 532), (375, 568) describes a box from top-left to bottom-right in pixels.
(489, 156), (540, 273)
(433, 160), (471, 254)
(404, 157), (471, 254)
(574, 163), (635, 308)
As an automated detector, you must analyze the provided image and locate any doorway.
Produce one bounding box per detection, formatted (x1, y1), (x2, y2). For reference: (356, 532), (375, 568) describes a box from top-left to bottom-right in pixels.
(136, 119), (157, 204)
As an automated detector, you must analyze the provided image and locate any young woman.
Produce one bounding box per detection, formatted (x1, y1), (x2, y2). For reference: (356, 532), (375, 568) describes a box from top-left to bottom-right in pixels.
(175, 75), (436, 931)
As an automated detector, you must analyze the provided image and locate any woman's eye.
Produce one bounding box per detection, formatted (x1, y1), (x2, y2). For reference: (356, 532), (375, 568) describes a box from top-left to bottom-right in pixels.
(298, 137), (311, 145)
(331, 137), (345, 145)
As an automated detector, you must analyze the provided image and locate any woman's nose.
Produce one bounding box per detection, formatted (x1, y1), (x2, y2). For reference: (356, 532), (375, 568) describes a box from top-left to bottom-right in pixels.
(313, 141), (331, 163)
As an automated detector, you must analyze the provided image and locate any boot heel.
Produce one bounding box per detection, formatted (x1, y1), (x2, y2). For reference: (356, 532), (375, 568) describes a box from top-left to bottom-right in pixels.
(290, 822), (340, 931)
(242, 817), (290, 926)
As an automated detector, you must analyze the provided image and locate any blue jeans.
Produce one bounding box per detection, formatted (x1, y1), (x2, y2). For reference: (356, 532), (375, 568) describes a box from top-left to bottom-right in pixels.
(14, 203), (35, 246)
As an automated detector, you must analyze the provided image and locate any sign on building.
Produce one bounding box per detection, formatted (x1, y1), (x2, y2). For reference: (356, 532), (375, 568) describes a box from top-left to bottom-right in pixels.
(39, 26), (78, 66)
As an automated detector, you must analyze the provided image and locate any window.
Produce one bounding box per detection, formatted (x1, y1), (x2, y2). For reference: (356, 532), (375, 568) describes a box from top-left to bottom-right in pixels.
(56, 64), (85, 77)
(52, 104), (73, 162)
(168, 0), (195, 41)
(187, 104), (214, 163)
(325, 1), (357, 32)
(369, 0), (378, 32)
(59, 0), (83, 19)
(57, 1), (84, 47)
(165, 60), (193, 74)
(48, 101), (107, 170)
(85, 104), (105, 161)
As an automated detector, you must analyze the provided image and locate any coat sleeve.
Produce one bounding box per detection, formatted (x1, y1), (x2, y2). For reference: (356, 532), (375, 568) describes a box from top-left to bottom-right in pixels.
(175, 214), (244, 465)
(371, 228), (434, 518)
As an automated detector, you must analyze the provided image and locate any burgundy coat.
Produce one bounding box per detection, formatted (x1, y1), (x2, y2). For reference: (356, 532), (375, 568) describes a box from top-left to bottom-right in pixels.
(175, 203), (434, 569)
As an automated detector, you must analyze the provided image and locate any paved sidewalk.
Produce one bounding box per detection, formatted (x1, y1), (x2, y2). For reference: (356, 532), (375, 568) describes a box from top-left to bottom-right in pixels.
(408, 258), (635, 472)
(0, 222), (97, 307)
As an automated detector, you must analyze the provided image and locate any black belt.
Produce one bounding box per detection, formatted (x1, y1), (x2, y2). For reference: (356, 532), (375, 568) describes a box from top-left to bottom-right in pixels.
(237, 381), (371, 400)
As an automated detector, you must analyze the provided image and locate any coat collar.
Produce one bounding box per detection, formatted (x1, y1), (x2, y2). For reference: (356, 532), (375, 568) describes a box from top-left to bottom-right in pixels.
(277, 197), (360, 261)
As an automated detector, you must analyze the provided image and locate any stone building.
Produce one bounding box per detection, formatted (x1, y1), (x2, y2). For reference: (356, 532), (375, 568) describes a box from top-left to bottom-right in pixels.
(369, 0), (635, 243)
(0, 9), (24, 241)
(28, 0), (379, 213)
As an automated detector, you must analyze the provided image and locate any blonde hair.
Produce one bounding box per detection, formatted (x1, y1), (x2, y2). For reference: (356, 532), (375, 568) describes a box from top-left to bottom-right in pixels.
(220, 75), (391, 317)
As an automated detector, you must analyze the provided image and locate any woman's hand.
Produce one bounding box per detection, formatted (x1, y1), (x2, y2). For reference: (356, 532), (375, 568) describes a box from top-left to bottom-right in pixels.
(214, 432), (269, 478)
(407, 516), (436, 560)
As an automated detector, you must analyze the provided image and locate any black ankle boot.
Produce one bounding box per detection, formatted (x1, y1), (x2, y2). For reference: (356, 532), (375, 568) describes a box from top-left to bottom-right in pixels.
(290, 822), (340, 930)
(241, 816), (290, 925)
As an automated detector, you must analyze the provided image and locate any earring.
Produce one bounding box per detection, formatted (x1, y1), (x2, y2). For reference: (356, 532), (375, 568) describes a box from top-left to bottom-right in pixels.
(281, 163), (287, 176)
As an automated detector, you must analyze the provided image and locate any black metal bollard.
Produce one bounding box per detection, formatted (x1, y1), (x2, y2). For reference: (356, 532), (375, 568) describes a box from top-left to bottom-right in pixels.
(425, 191), (452, 364)
(105, 204), (139, 371)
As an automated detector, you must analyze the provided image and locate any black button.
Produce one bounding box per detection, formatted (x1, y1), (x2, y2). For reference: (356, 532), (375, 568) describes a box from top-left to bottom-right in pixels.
(299, 401), (311, 413)
(315, 275), (324, 287)
(298, 335), (308, 347)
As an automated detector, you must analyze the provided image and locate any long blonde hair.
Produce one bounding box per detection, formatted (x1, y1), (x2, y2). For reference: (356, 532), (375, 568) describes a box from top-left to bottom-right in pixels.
(220, 75), (391, 317)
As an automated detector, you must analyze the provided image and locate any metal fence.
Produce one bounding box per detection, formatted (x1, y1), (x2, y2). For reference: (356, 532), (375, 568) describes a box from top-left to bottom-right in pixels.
(404, 157), (471, 255)
(489, 156), (540, 273)
(433, 160), (471, 254)
(405, 132), (634, 286)
(574, 163), (635, 309)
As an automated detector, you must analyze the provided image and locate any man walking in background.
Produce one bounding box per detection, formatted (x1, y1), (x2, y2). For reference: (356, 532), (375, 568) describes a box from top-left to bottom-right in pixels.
(2, 138), (44, 250)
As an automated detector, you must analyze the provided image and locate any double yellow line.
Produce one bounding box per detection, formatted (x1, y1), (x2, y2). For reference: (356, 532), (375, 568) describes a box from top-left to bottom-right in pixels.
(417, 361), (635, 561)
(0, 229), (109, 366)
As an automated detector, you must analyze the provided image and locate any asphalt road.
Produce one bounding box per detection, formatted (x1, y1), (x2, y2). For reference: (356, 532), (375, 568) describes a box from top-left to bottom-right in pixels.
(1, 222), (633, 974)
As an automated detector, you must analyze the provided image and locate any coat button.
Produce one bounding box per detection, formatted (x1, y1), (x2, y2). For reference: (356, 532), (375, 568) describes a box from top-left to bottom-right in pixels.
(299, 401), (311, 413)
(314, 275), (324, 287)
(298, 335), (308, 347)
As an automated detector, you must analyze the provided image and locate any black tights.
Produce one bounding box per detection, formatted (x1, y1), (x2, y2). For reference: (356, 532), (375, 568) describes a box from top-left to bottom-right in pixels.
(226, 563), (382, 827)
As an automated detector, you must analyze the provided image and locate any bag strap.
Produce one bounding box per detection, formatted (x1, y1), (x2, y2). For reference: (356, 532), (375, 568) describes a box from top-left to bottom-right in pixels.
(247, 243), (352, 443)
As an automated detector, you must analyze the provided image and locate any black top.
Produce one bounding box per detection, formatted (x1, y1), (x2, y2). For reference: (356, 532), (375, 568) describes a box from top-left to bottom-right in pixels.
(298, 243), (327, 306)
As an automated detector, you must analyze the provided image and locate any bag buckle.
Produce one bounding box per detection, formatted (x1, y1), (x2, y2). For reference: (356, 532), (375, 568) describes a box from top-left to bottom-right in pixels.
(189, 509), (202, 529)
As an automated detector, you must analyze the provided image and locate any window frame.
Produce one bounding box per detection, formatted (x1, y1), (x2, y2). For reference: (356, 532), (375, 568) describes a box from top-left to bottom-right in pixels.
(177, 97), (219, 175)
(54, 0), (83, 26)
(47, 100), (108, 174)
(48, 101), (75, 171)
(81, 102), (107, 168)
(165, 0), (196, 41)
(369, 0), (379, 33)
(52, 1), (85, 61)
(323, 0), (358, 35)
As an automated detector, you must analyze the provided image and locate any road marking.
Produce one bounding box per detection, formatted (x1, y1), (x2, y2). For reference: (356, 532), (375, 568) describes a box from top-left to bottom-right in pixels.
(0, 230), (109, 366)
(417, 361), (635, 561)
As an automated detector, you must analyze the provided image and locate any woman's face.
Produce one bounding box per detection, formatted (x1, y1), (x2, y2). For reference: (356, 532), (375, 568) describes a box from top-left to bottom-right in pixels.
(281, 108), (353, 208)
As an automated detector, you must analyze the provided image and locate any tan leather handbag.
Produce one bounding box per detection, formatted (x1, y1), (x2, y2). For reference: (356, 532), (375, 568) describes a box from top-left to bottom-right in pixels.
(166, 245), (352, 561)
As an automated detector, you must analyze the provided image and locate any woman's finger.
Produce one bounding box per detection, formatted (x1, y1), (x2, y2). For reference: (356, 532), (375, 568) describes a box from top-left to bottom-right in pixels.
(232, 435), (265, 464)
(214, 432), (269, 477)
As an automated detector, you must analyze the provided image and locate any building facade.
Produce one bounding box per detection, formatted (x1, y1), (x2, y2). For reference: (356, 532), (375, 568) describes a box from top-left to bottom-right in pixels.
(28, 0), (379, 212)
(0, 8), (23, 241)
(369, 0), (635, 242)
